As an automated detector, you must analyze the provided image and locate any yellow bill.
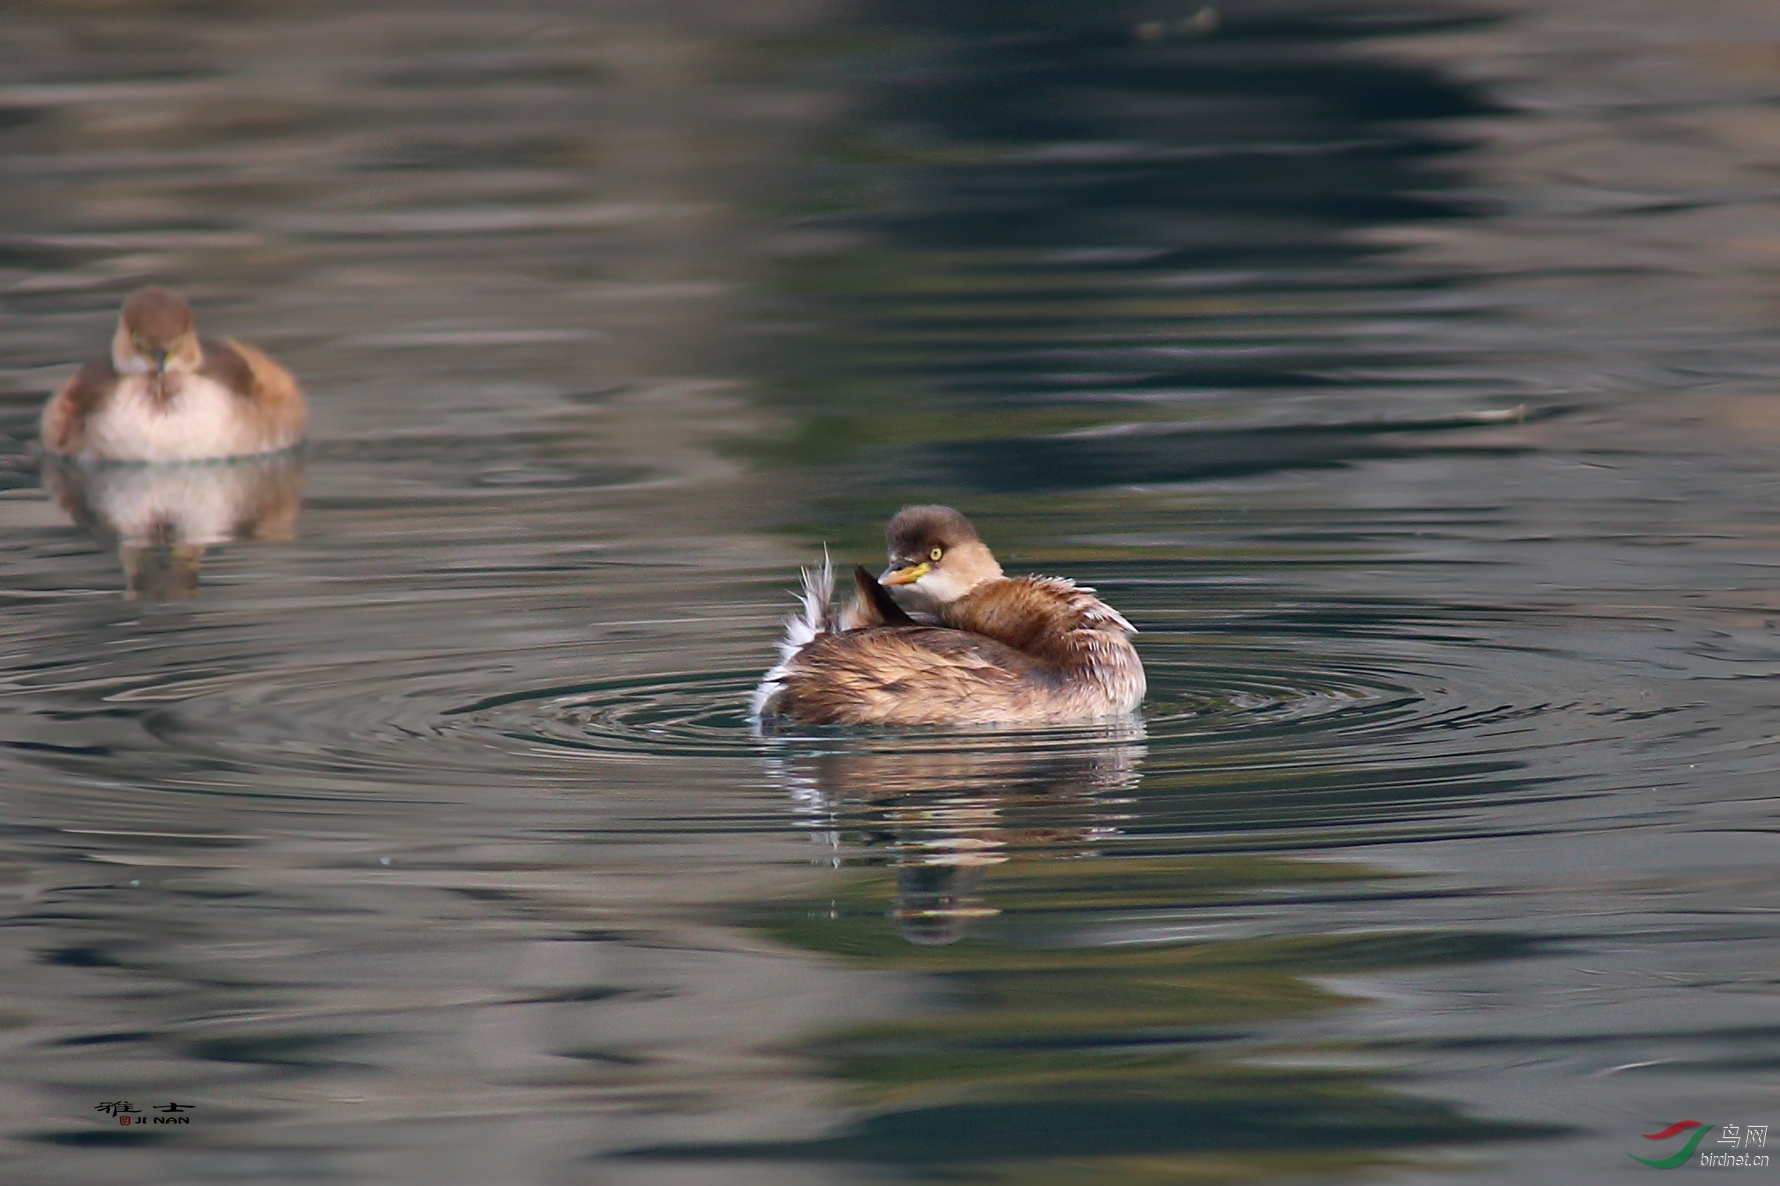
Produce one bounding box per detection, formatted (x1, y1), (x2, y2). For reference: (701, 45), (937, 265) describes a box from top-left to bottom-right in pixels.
(880, 561), (930, 586)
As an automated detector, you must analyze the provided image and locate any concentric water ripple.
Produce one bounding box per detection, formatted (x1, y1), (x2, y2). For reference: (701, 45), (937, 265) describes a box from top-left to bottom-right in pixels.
(444, 641), (1429, 757)
(444, 669), (767, 759)
(0, 603), (1674, 820)
(25, 643), (1463, 773)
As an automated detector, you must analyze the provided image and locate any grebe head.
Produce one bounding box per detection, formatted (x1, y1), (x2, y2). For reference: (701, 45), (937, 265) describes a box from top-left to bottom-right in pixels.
(112, 287), (202, 380)
(880, 505), (1004, 605)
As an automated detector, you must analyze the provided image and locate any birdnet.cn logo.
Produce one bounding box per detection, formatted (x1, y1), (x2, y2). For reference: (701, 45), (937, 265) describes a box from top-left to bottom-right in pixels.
(1631, 1121), (1770, 1169)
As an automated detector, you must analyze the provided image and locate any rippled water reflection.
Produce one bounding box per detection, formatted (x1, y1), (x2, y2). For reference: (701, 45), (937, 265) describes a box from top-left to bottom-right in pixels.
(3, 0), (1779, 1182)
(43, 453), (305, 598)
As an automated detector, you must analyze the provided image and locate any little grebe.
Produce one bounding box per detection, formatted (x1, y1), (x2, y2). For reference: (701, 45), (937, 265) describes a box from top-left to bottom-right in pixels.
(753, 506), (1145, 727)
(41, 286), (306, 462)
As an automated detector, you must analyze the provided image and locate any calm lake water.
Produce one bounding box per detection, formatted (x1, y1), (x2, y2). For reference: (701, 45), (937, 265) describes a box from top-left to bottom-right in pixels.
(2, 0), (1778, 1182)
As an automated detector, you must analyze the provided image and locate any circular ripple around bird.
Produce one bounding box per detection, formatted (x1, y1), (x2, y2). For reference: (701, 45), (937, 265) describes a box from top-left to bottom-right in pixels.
(18, 626), (1579, 804)
(444, 638), (1452, 764)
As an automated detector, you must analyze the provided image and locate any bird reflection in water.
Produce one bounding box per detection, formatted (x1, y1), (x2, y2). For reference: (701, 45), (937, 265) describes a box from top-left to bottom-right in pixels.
(772, 721), (1143, 944)
(41, 452), (304, 599)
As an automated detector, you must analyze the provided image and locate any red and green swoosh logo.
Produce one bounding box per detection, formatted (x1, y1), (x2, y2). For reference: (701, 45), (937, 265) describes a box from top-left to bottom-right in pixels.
(1630, 1121), (1715, 1168)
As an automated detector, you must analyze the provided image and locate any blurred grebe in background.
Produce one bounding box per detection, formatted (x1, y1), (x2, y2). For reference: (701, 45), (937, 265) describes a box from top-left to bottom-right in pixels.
(41, 286), (306, 462)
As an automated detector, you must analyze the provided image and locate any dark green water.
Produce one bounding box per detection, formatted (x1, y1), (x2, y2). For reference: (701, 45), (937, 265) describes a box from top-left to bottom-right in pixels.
(2, 1), (1778, 1182)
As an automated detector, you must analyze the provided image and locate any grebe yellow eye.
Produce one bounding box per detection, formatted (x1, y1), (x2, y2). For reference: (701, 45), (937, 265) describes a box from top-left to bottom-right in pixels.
(929, 547), (943, 561)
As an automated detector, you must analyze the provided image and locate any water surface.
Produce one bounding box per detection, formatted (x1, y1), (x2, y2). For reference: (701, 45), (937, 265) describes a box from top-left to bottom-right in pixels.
(2, 0), (1778, 1182)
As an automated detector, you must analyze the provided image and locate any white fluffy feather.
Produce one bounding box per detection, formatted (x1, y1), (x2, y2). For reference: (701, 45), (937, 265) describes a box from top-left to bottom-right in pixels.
(749, 550), (836, 717)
